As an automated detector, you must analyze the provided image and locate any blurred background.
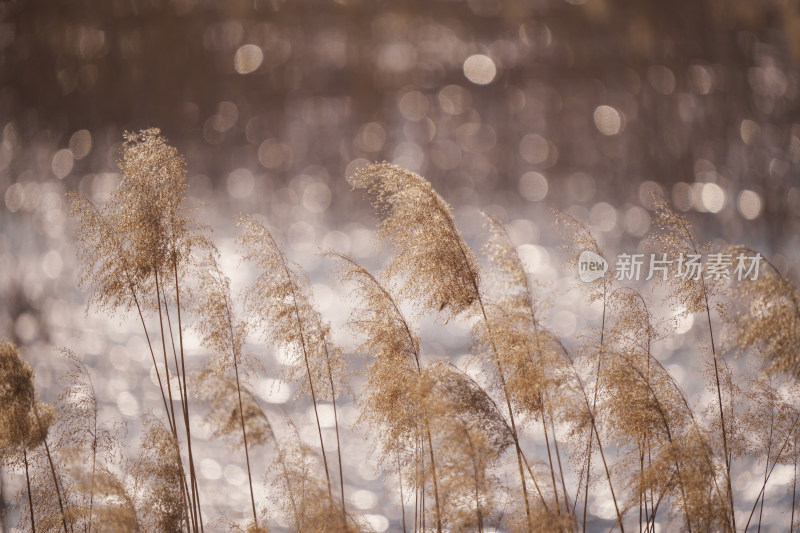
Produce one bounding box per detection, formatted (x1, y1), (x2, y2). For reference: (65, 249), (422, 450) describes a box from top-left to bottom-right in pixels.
(1, 0), (799, 530)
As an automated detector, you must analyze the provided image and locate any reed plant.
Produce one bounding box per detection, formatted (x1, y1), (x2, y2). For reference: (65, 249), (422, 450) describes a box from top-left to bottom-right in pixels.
(1, 131), (798, 532)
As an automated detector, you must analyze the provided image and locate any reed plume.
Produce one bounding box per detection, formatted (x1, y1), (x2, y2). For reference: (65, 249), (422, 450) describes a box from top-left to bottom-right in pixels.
(349, 162), (480, 318)
(726, 247), (800, 530)
(238, 215), (349, 528)
(420, 361), (513, 531)
(131, 412), (188, 533)
(69, 128), (206, 531)
(328, 251), (444, 530)
(192, 252), (269, 528)
(739, 374), (800, 531)
(555, 210), (621, 531)
(480, 214), (572, 519)
(270, 422), (356, 533)
(1, 340), (42, 533)
(0, 342), (69, 533)
(68, 128), (205, 315)
(727, 246), (800, 376)
(0, 341), (38, 455)
(550, 334), (624, 533)
(649, 198), (735, 530)
(600, 289), (715, 531)
(350, 163), (536, 531)
(82, 467), (140, 533)
(54, 349), (125, 533)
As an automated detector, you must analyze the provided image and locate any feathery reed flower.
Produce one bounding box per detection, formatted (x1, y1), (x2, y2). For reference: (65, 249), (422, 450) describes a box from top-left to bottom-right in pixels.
(192, 252), (273, 528)
(350, 162), (480, 319)
(649, 198), (736, 530)
(238, 215), (349, 527)
(727, 247), (800, 376)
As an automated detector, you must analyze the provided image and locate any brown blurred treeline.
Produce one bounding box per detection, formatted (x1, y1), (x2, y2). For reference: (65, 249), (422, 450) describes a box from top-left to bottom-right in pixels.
(1, 0), (798, 247)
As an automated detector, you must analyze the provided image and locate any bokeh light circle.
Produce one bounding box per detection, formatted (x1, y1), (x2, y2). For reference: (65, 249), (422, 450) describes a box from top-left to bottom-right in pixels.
(234, 44), (264, 74)
(463, 54), (496, 85)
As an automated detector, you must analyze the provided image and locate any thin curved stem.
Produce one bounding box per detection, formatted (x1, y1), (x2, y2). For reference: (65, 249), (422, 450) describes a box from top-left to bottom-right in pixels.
(584, 282), (608, 532)
(234, 358), (258, 527)
(172, 261), (203, 532)
(155, 270), (197, 532)
(323, 339), (347, 527)
(23, 449), (36, 533)
(398, 452), (407, 533)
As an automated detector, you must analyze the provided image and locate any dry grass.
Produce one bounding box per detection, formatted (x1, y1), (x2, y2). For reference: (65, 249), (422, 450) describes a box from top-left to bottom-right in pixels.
(2, 131), (799, 532)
